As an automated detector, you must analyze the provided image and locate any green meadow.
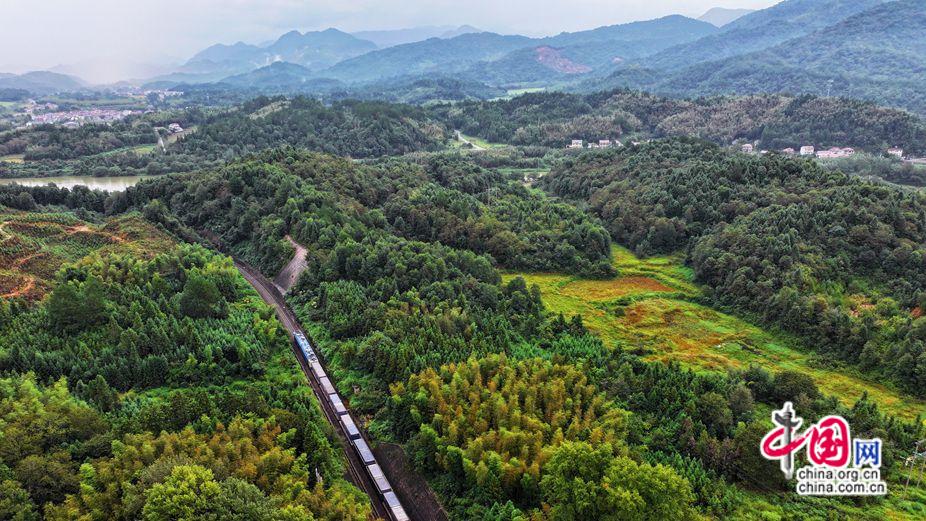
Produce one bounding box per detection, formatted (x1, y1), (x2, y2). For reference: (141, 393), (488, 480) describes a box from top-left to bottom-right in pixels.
(504, 245), (926, 421)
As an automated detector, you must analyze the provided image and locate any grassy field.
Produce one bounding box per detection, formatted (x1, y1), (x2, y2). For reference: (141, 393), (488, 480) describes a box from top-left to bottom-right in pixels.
(450, 133), (507, 150)
(504, 245), (926, 421)
(91, 143), (157, 158)
(0, 154), (25, 163)
(0, 210), (174, 301)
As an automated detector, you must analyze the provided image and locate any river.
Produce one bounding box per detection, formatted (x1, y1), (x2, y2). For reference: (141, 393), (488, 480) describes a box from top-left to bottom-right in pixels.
(0, 175), (154, 192)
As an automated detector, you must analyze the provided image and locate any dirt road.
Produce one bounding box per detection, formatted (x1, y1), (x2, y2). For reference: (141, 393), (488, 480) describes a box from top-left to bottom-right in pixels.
(273, 235), (307, 293)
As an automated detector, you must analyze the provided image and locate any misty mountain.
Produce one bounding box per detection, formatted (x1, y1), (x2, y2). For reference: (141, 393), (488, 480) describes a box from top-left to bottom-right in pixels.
(463, 17), (718, 86)
(642, 0), (887, 71)
(324, 16), (716, 85)
(698, 7), (754, 27)
(588, 0), (926, 116)
(176, 28), (377, 81)
(321, 32), (534, 82)
(0, 71), (86, 94)
(352, 25), (481, 48)
(220, 62), (345, 92)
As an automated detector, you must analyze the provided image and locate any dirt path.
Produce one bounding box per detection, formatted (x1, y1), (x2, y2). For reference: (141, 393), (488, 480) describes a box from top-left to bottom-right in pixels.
(273, 235), (308, 293)
(455, 130), (485, 151)
(1, 276), (35, 299)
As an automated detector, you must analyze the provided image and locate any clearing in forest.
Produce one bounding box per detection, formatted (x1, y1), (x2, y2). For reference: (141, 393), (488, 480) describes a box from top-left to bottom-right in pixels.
(0, 210), (174, 301)
(504, 245), (926, 421)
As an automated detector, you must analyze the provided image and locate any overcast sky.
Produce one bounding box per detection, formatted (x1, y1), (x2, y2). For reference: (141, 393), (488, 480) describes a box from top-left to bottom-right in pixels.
(0, 0), (777, 81)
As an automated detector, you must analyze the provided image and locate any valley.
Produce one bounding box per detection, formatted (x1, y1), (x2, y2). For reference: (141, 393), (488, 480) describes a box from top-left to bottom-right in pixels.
(3, 1), (926, 519)
(505, 245), (926, 420)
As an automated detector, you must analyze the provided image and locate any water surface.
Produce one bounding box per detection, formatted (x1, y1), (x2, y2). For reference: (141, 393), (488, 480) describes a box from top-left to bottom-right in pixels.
(0, 175), (154, 192)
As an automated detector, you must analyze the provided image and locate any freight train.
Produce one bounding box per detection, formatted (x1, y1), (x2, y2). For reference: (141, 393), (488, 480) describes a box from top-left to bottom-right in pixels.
(294, 332), (410, 521)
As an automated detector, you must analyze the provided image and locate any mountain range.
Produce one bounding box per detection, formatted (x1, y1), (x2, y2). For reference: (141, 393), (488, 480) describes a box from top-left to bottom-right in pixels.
(588, 0), (926, 114)
(5, 0), (926, 118)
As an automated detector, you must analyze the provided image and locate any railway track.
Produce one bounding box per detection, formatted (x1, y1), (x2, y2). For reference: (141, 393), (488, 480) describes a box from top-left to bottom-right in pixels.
(234, 260), (398, 521)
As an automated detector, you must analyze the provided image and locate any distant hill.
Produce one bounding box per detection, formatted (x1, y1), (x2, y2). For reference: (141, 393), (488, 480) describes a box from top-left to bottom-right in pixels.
(657, 0), (926, 114)
(434, 89), (926, 155)
(171, 28), (377, 82)
(325, 16), (716, 85)
(353, 25), (482, 47)
(321, 32), (533, 82)
(698, 7), (754, 26)
(0, 71), (86, 94)
(642, 0), (886, 70)
(220, 62), (345, 92)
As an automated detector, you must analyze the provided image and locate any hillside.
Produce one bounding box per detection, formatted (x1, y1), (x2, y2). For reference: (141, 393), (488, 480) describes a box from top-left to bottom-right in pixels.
(219, 61), (345, 92)
(170, 28), (378, 82)
(540, 139), (926, 398)
(320, 32), (533, 82)
(658, 0), (926, 114)
(698, 7), (754, 26)
(640, 0), (886, 71)
(175, 96), (448, 159)
(324, 16), (716, 85)
(0, 71), (85, 95)
(434, 90), (926, 154)
(352, 25), (481, 47)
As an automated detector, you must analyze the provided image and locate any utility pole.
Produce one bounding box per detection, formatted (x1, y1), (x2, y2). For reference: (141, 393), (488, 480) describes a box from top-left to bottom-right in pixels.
(903, 439), (926, 500)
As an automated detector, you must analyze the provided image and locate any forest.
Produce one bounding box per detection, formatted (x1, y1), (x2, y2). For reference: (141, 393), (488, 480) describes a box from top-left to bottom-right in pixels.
(0, 208), (372, 520)
(434, 90), (926, 155)
(2, 85), (926, 520)
(541, 139), (926, 397)
(110, 146), (925, 519)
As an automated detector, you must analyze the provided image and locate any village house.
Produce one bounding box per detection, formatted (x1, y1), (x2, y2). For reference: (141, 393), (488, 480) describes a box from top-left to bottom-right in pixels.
(568, 139), (583, 149)
(599, 139), (611, 147)
(800, 146), (815, 156)
(781, 148), (796, 155)
(815, 147), (856, 159)
(888, 148), (904, 158)
(168, 123), (184, 134)
(741, 143), (754, 154)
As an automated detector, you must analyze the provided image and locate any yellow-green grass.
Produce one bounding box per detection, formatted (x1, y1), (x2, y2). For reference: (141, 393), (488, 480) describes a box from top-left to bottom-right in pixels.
(454, 133), (507, 150)
(1, 154), (25, 163)
(503, 245), (926, 421)
(504, 87), (546, 97)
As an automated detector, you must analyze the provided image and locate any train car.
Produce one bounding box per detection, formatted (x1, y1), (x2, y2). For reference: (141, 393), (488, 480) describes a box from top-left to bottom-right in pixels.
(318, 375), (337, 396)
(366, 463), (392, 494)
(329, 393), (348, 415)
(383, 491), (410, 521)
(353, 437), (376, 465)
(339, 414), (361, 440)
(293, 332), (317, 362)
(311, 361), (326, 380)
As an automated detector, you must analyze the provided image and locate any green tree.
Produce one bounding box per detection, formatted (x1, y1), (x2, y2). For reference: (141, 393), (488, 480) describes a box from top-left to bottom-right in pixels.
(540, 442), (696, 521)
(142, 465), (222, 521)
(178, 270), (227, 319)
(47, 276), (107, 334)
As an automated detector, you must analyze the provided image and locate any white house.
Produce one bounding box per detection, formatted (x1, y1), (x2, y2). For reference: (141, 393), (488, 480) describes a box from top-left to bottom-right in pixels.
(800, 146), (815, 156)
